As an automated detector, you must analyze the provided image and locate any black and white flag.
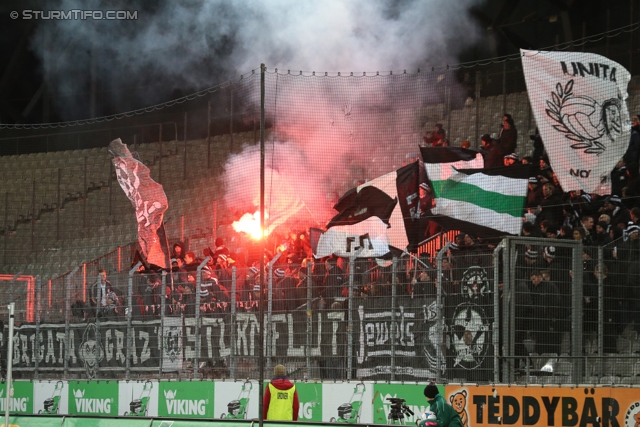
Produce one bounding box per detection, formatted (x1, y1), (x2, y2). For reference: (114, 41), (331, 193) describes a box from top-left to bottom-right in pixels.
(313, 161), (427, 258)
(521, 49), (631, 195)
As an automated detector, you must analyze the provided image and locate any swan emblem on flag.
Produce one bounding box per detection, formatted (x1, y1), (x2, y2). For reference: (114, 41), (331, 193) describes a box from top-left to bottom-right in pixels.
(545, 79), (623, 155)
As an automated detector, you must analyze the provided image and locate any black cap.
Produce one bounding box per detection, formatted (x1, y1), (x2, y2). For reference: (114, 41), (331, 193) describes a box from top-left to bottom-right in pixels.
(424, 383), (438, 399)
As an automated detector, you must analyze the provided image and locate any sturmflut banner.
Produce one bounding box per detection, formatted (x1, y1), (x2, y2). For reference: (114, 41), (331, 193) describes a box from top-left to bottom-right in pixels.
(521, 49), (631, 195)
(4, 296), (492, 380)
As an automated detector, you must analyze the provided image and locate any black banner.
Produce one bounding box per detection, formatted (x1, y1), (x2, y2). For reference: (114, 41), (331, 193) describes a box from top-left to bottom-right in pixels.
(6, 293), (494, 380)
(354, 296), (441, 380)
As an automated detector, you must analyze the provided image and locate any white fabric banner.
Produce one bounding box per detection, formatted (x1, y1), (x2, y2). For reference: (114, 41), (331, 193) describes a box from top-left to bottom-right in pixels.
(521, 49), (631, 195)
(315, 216), (390, 258)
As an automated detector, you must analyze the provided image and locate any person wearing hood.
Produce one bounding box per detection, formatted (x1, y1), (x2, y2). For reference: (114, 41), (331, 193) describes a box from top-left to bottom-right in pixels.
(171, 242), (186, 266)
(263, 364), (299, 420)
(498, 113), (518, 154)
(421, 382), (463, 427)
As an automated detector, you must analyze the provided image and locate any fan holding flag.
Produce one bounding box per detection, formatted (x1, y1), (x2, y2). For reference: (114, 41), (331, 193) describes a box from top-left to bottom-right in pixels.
(311, 160), (433, 258)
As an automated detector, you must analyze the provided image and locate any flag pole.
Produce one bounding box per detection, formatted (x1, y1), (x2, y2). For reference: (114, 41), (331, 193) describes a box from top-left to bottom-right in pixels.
(5, 302), (14, 427)
(401, 249), (432, 270)
(161, 222), (174, 297)
(258, 63), (266, 427)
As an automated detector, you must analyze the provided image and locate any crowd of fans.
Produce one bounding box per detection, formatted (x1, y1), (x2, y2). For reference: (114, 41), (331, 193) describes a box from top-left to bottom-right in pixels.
(74, 113), (640, 363)
(421, 113), (640, 360)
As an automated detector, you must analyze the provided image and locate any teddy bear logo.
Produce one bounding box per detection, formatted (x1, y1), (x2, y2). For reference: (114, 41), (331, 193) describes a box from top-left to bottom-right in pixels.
(634, 411), (640, 427)
(545, 79), (623, 156)
(449, 390), (469, 427)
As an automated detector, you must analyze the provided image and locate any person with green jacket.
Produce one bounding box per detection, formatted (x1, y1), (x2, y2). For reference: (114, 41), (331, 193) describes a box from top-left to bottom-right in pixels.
(420, 383), (463, 427)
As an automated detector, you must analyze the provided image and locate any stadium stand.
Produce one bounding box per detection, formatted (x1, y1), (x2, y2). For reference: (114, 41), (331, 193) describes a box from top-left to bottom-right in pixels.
(1, 89), (640, 277)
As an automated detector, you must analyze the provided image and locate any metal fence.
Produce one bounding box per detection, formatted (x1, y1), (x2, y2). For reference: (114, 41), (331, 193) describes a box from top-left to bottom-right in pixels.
(4, 235), (639, 385)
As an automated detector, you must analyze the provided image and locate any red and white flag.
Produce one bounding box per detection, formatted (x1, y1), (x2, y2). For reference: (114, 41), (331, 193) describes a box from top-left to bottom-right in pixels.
(109, 138), (169, 269)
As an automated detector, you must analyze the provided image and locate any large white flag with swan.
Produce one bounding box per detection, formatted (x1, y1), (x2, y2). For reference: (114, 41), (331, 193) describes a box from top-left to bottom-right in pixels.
(521, 49), (631, 195)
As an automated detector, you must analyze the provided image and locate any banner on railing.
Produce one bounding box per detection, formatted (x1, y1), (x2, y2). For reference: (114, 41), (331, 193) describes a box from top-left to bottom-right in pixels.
(8, 295), (493, 379)
(162, 316), (182, 372)
(355, 297), (440, 379)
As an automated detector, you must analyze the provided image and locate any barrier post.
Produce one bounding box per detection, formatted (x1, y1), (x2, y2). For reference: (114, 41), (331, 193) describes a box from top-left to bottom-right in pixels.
(5, 302), (15, 427)
(194, 257), (211, 376)
(127, 262), (141, 380)
(64, 267), (79, 379)
(230, 266), (237, 378)
(34, 277), (41, 379)
(390, 257), (397, 381)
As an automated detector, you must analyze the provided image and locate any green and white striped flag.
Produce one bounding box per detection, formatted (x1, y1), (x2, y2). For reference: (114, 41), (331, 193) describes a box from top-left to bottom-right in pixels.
(421, 147), (529, 238)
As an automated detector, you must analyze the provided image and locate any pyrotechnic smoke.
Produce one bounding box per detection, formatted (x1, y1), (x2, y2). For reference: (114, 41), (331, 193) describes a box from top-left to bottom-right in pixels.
(223, 73), (455, 231)
(27, 0), (484, 231)
(28, 0), (483, 117)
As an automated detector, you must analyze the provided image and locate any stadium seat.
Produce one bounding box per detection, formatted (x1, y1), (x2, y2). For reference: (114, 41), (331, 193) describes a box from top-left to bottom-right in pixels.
(554, 355), (572, 377)
(616, 330), (640, 353)
(539, 353), (557, 373)
(599, 376), (620, 385)
(603, 354), (626, 376)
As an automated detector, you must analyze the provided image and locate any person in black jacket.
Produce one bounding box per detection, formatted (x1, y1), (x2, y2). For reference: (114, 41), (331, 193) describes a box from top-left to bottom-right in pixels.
(535, 183), (564, 226)
(595, 264), (624, 353)
(479, 134), (505, 168)
(528, 270), (561, 354)
(498, 114), (518, 154)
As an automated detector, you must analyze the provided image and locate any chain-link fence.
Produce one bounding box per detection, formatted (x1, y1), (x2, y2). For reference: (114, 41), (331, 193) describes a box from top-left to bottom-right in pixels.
(0, 27), (640, 387)
(2, 235), (637, 384)
(2, 34), (640, 278)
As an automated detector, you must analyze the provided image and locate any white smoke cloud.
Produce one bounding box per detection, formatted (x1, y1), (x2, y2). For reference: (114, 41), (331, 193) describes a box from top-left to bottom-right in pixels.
(27, 0), (484, 234)
(28, 0), (483, 117)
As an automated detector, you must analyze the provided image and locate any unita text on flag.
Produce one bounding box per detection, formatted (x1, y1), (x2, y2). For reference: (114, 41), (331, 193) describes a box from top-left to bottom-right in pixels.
(109, 138), (169, 269)
(521, 49), (631, 195)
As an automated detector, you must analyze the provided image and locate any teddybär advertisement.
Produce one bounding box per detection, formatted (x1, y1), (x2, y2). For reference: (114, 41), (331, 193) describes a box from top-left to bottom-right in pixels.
(443, 384), (640, 427)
